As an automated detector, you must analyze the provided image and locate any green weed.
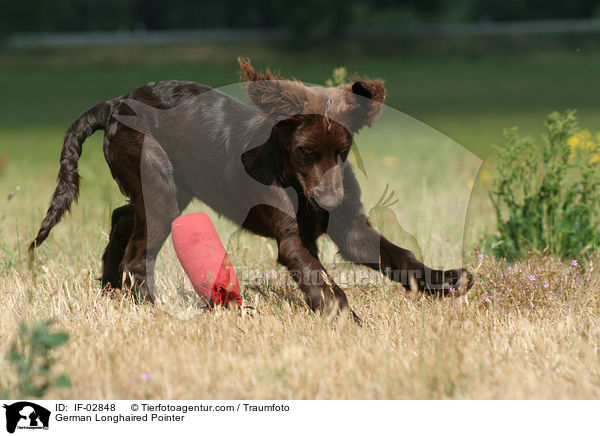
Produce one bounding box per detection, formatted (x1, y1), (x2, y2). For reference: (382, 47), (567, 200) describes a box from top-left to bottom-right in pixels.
(487, 110), (600, 259)
(2, 320), (71, 399)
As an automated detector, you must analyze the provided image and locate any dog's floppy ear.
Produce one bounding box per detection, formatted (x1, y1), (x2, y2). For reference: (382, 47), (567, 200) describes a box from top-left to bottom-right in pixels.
(340, 78), (386, 131)
(238, 57), (308, 119)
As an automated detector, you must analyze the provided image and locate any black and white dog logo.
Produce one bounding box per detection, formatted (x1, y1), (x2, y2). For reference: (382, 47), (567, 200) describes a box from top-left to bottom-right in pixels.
(3, 402), (50, 433)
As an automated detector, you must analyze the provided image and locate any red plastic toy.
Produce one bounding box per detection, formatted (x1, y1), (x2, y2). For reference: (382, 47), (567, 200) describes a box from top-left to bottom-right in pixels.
(171, 213), (242, 307)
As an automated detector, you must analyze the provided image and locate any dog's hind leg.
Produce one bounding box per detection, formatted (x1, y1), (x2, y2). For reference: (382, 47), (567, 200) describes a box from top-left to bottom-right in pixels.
(101, 204), (135, 290)
(119, 136), (190, 302)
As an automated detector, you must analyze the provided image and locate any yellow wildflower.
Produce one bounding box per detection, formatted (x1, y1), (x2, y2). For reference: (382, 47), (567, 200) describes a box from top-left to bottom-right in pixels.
(567, 134), (581, 155)
(480, 170), (491, 184)
(568, 144), (577, 160)
(589, 154), (600, 164)
(382, 156), (398, 167)
(567, 135), (580, 148)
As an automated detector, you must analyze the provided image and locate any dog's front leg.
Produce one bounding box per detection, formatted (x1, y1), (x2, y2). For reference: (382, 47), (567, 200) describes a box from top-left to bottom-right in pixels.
(329, 213), (473, 294)
(378, 236), (474, 294)
(277, 235), (359, 321)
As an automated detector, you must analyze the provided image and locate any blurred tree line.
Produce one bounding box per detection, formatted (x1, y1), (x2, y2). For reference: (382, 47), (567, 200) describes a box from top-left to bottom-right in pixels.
(1, 0), (599, 36)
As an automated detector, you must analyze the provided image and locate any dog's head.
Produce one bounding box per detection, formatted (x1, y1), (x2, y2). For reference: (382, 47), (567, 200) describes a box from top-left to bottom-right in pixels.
(239, 57), (386, 210)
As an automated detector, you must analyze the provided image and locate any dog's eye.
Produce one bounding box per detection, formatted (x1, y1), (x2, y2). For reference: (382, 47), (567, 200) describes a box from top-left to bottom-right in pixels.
(297, 146), (315, 157)
(339, 147), (351, 161)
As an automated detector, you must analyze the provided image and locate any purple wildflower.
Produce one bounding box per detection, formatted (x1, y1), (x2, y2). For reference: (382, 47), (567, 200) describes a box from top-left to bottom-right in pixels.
(571, 259), (578, 267)
(449, 287), (457, 293)
(507, 266), (513, 271)
(543, 280), (549, 288)
(478, 253), (484, 260)
(528, 274), (535, 281)
(141, 372), (152, 381)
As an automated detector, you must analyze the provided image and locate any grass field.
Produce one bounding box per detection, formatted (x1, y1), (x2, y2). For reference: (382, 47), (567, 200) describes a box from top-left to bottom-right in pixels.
(1, 42), (600, 399)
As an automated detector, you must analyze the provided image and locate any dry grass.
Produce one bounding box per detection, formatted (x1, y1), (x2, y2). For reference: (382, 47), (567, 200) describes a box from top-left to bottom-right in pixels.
(2, 253), (600, 399)
(1, 115), (600, 400)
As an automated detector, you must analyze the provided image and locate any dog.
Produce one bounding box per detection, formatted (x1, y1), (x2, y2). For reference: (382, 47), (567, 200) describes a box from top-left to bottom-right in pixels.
(30, 57), (473, 321)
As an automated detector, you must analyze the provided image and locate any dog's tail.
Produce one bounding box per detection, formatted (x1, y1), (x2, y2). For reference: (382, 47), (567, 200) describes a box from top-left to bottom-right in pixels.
(29, 101), (113, 252)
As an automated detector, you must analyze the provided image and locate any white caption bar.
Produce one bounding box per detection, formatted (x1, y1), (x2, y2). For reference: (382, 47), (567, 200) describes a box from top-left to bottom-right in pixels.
(0, 400), (597, 435)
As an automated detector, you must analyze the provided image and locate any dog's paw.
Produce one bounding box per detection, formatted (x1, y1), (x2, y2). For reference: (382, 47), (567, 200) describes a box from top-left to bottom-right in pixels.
(427, 267), (474, 296)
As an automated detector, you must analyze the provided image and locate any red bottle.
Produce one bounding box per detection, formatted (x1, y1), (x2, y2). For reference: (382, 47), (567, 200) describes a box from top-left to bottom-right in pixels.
(171, 213), (242, 307)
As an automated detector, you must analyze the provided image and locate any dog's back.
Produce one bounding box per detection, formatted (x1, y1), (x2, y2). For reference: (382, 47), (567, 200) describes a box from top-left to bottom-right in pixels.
(30, 78), (272, 250)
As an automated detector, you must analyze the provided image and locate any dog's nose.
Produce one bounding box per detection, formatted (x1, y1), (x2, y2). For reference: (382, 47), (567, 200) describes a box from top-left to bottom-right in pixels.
(314, 164), (343, 210)
(315, 192), (343, 210)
